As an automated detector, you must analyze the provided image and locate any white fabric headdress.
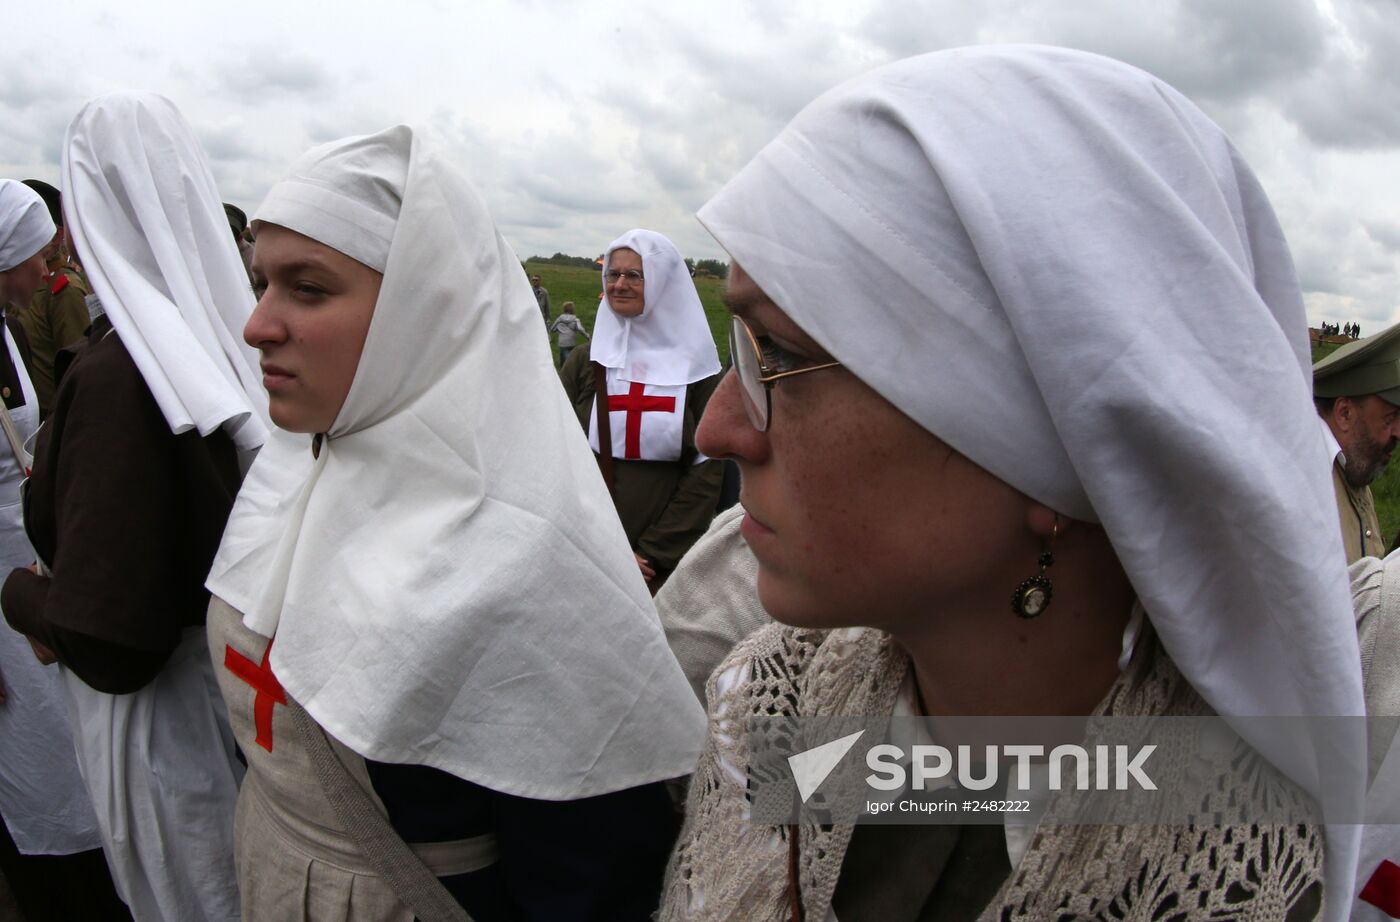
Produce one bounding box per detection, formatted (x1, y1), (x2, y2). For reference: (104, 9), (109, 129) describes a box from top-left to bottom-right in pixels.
(698, 46), (1365, 921)
(591, 229), (720, 386)
(0, 180), (54, 273)
(61, 92), (269, 452)
(207, 126), (705, 799)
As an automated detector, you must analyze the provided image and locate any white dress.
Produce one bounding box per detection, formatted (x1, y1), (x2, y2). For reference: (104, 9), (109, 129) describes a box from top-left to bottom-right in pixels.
(0, 324), (101, 856)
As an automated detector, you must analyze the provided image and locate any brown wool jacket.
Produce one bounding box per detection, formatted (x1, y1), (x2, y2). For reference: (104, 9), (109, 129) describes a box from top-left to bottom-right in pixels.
(2, 314), (243, 693)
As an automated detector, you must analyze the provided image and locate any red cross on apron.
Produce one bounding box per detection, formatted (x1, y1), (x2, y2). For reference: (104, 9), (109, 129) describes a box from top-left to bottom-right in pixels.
(224, 640), (287, 753)
(608, 382), (677, 459)
(1362, 859), (1400, 917)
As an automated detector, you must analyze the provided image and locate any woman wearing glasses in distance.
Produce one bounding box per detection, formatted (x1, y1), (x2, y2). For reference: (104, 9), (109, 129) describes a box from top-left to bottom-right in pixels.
(560, 230), (724, 591)
(660, 46), (1365, 921)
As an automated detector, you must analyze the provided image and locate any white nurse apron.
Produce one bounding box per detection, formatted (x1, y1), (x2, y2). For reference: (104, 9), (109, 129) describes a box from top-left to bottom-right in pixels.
(0, 324), (102, 855)
(59, 632), (243, 921)
(31, 321), (244, 921)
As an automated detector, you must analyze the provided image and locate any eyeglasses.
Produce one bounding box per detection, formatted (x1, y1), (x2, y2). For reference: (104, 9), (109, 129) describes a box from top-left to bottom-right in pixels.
(728, 315), (841, 432)
(604, 269), (644, 285)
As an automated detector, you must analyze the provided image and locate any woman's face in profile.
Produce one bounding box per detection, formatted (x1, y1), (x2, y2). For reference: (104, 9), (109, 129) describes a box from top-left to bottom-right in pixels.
(698, 263), (1029, 631)
(245, 223), (381, 434)
(0, 248), (47, 310)
(606, 247), (646, 318)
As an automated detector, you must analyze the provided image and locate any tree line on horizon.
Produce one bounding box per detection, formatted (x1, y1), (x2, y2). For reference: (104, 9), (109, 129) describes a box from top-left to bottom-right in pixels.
(529, 252), (730, 278)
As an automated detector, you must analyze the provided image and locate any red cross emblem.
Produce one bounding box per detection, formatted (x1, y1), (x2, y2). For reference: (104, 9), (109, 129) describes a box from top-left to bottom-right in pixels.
(224, 640), (287, 753)
(608, 382), (676, 459)
(1362, 859), (1400, 917)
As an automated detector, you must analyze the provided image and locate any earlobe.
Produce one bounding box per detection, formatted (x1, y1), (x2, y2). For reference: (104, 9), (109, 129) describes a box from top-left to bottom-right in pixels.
(1025, 503), (1072, 539)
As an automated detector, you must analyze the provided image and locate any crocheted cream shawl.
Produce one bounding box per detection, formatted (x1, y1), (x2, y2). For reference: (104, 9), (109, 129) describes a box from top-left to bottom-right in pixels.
(660, 623), (1324, 921)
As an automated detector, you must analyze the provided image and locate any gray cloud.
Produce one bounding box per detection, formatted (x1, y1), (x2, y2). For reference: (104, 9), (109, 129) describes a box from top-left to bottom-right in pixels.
(198, 123), (260, 163)
(0, 69), (68, 110)
(858, 0), (1326, 105)
(217, 48), (334, 98)
(1283, 0), (1400, 148)
(2, 0), (1398, 324)
(1365, 220), (1400, 253)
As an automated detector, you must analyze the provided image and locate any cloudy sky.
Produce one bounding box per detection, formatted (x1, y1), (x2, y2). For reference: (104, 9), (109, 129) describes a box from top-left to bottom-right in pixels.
(3, 0), (1397, 326)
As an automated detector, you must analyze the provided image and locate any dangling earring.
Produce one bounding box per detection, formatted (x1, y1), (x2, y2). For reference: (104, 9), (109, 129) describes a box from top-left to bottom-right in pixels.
(1012, 515), (1057, 618)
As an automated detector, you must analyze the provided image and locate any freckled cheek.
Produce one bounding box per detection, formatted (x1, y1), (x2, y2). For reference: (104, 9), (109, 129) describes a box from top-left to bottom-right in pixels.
(779, 423), (888, 564)
(826, 415), (934, 564)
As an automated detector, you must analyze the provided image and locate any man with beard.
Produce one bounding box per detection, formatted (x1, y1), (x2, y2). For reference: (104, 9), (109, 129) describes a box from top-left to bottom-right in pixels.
(1314, 322), (1400, 561)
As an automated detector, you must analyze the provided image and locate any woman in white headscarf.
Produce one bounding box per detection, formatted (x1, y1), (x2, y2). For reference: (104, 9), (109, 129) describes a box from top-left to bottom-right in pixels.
(1, 93), (268, 922)
(204, 126), (705, 921)
(560, 230), (724, 591)
(660, 47), (1366, 922)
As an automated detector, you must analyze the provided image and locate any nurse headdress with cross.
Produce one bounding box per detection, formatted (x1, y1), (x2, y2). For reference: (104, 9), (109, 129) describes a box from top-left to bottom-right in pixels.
(589, 229), (721, 462)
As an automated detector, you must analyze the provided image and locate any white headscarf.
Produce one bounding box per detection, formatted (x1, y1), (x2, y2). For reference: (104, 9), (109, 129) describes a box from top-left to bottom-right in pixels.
(698, 46), (1365, 921)
(0, 180), (54, 273)
(591, 229), (720, 385)
(61, 92), (269, 452)
(206, 126), (705, 799)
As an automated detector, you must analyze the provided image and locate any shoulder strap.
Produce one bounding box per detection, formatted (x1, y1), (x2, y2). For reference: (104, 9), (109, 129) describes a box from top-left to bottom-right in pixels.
(291, 706), (473, 922)
(593, 362), (615, 496)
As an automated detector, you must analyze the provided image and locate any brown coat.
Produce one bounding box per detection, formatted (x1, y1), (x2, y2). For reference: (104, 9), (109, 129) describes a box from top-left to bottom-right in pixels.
(2, 315), (242, 693)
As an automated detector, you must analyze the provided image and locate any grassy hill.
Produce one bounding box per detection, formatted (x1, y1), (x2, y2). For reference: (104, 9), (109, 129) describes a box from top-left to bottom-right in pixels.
(525, 261), (731, 364)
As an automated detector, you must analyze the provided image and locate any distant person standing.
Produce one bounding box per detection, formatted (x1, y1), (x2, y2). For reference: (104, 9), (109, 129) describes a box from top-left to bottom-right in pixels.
(560, 230), (725, 592)
(549, 300), (589, 366)
(14, 179), (90, 418)
(1314, 322), (1400, 561)
(531, 273), (550, 323)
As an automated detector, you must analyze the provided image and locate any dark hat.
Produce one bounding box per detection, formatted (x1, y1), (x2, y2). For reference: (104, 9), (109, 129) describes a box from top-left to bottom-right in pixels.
(21, 179), (61, 226)
(223, 202), (248, 237)
(1313, 320), (1400, 404)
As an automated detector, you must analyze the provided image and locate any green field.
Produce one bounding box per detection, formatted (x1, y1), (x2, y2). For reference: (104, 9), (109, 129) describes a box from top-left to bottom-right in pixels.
(525, 261), (731, 365)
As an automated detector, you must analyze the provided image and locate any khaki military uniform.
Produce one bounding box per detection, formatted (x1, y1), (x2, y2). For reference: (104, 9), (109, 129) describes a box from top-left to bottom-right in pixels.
(1333, 456), (1386, 562)
(15, 259), (90, 416)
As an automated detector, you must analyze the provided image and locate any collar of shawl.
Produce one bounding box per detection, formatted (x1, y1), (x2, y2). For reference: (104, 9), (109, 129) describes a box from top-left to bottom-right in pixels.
(663, 622), (1324, 922)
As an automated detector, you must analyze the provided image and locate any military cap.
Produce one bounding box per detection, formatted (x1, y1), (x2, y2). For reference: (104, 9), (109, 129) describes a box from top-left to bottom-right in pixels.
(223, 202), (248, 237)
(21, 179), (61, 226)
(1313, 320), (1400, 404)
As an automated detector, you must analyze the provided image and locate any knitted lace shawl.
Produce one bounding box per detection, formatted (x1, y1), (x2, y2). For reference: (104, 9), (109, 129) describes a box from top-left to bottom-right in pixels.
(661, 624), (1324, 921)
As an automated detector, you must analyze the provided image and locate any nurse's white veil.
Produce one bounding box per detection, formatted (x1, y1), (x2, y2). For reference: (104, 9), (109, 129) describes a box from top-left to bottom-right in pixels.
(208, 126), (705, 799)
(698, 45), (1365, 920)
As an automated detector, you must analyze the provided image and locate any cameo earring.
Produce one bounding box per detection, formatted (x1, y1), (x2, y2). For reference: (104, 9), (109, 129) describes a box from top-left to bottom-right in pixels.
(1012, 515), (1057, 618)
